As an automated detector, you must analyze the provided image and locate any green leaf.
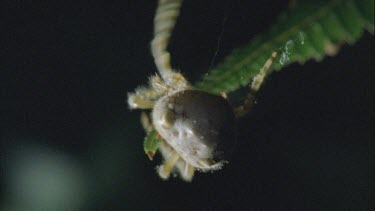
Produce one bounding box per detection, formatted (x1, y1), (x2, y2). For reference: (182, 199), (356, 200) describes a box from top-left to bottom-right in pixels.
(144, 0), (374, 158)
(196, 0), (374, 94)
(144, 130), (162, 160)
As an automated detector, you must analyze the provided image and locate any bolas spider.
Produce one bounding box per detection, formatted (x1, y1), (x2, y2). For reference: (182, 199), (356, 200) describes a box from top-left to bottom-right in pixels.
(128, 0), (277, 182)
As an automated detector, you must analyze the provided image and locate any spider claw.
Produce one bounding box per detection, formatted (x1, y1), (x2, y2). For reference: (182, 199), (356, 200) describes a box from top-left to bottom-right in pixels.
(127, 93), (155, 109)
(147, 151), (155, 160)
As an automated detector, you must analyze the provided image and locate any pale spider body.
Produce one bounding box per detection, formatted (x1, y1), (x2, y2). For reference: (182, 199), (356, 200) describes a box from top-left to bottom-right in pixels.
(153, 90), (236, 171)
(128, 0), (276, 182)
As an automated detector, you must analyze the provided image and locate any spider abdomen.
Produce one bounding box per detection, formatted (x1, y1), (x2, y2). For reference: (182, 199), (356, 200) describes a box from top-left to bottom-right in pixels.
(152, 90), (236, 171)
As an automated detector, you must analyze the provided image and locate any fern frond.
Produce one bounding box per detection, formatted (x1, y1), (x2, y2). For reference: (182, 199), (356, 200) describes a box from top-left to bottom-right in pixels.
(196, 0), (374, 94)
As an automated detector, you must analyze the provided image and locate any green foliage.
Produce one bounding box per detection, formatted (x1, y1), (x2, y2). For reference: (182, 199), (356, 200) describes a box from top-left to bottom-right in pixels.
(196, 0), (374, 94)
(144, 130), (162, 160)
(143, 0), (374, 157)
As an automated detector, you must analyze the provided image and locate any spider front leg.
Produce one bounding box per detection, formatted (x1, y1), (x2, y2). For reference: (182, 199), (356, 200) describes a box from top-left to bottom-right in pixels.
(157, 147), (180, 180)
(151, 0), (191, 91)
(127, 74), (170, 109)
(128, 87), (160, 109)
(158, 140), (195, 182)
(175, 158), (195, 182)
(235, 51), (277, 117)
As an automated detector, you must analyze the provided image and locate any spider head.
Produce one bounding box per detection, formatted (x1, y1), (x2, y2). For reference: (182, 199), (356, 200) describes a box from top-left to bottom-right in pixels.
(152, 89), (236, 171)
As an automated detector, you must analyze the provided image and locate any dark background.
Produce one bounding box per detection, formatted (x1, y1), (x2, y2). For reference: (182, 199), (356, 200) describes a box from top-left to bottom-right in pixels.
(1, 0), (373, 210)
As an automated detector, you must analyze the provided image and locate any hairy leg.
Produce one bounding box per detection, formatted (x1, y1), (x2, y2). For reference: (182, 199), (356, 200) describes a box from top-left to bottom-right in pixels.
(175, 158), (195, 182)
(127, 86), (161, 109)
(157, 140), (195, 181)
(235, 51), (277, 117)
(140, 112), (153, 133)
(151, 0), (191, 91)
(157, 141), (180, 180)
(151, 0), (183, 81)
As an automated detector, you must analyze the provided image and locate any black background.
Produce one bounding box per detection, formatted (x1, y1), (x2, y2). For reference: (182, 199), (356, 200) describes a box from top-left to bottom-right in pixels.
(1, 0), (374, 210)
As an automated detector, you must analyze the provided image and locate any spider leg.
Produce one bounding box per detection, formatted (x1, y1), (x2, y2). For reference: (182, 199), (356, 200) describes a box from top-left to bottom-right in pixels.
(157, 141), (180, 180)
(235, 51), (277, 117)
(251, 51), (278, 92)
(140, 112), (153, 133)
(175, 159), (195, 182)
(151, 0), (182, 81)
(127, 85), (163, 109)
(127, 90), (156, 109)
(220, 92), (228, 99)
(151, 0), (191, 91)
(149, 74), (169, 93)
(157, 140), (195, 181)
(196, 159), (225, 172)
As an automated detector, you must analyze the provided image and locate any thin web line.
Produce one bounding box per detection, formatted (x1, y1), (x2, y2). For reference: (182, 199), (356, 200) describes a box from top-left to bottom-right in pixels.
(207, 16), (227, 74)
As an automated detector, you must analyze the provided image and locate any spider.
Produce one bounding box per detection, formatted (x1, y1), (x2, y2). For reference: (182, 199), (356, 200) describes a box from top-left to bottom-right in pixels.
(128, 0), (277, 182)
